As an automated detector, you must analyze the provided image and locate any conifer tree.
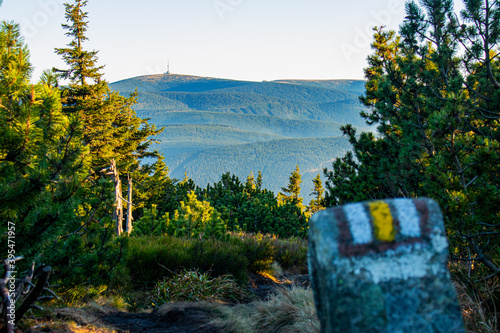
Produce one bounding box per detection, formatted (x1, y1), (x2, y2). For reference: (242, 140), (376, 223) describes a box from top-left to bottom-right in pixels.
(54, 0), (160, 174)
(256, 170), (263, 190)
(279, 165), (304, 210)
(54, 0), (162, 234)
(0, 21), (87, 256)
(324, 0), (500, 279)
(308, 173), (325, 214)
(0, 22), (125, 288)
(200, 173), (308, 238)
(245, 172), (256, 192)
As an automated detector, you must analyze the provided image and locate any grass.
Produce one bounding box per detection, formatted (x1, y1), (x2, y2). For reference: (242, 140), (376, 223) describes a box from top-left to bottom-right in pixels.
(124, 233), (309, 289)
(450, 262), (499, 333)
(211, 286), (320, 333)
(26, 233), (498, 333)
(152, 269), (250, 305)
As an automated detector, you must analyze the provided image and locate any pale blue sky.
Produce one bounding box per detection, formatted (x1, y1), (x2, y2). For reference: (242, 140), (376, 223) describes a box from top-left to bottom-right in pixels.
(0, 0), (464, 83)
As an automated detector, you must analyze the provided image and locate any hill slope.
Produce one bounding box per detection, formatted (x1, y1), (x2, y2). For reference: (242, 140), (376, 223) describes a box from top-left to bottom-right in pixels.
(110, 74), (369, 196)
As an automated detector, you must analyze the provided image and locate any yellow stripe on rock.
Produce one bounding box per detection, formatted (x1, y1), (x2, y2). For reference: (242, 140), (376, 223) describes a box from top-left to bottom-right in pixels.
(369, 201), (395, 242)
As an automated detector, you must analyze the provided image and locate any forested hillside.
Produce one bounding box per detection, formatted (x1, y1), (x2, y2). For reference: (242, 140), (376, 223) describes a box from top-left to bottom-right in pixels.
(110, 74), (369, 194)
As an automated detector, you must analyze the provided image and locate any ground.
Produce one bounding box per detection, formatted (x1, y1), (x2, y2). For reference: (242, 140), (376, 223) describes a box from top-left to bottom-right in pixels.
(23, 274), (310, 333)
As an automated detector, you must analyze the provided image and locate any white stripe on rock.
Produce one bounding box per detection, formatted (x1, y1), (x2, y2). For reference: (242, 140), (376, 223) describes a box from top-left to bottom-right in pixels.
(393, 199), (421, 238)
(344, 203), (373, 244)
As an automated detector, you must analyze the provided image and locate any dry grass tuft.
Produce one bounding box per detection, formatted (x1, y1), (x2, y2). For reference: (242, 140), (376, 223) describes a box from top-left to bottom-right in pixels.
(450, 262), (499, 333)
(455, 278), (499, 333)
(152, 269), (250, 305)
(212, 285), (320, 333)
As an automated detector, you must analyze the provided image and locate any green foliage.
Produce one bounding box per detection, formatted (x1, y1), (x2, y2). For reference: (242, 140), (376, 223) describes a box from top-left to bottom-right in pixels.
(279, 165), (304, 211)
(126, 235), (249, 286)
(0, 20), (129, 288)
(273, 237), (309, 273)
(61, 285), (108, 306)
(54, 1), (162, 212)
(131, 155), (173, 219)
(168, 191), (228, 239)
(135, 191), (229, 240)
(308, 173), (325, 214)
(153, 269), (248, 305)
(125, 233), (309, 289)
(324, 0), (500, 279)
(132, 204), (168, 236)
(0, 22), (87, 259)
(234, 233), (309, 274)
(1, 0), (169, 289)
(201, 173), (308, 238)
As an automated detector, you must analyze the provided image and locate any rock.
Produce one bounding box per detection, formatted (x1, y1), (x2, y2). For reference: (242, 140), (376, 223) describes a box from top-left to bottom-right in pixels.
(308, 198), (465, 333)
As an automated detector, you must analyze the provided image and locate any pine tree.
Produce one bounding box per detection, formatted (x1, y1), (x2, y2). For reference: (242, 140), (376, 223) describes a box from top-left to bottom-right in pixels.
(245, 172), (256, 192)
(324, 0), (500, 279)
(308, 173), (325, 214)
(0, 21), (87, 255)
(200, 173), (308, 238)
(54, 0), (160, 173)
(54, 0), (162, 234)
(256, 170), (263, 190)
(0, 22), (125, 288)
(279, 165), (304, 210)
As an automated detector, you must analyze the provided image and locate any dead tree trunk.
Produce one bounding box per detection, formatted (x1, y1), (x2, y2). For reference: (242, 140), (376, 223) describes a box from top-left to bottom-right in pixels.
(112, 160), (123, 235)
(125, 173), (133, 235)
(105, 159), (123, 236)
(101, 160), (135, 236)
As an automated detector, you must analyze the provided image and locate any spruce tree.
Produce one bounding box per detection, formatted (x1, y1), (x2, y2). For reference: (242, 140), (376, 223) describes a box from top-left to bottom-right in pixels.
(54, 0), (160, 174)
(256, 170), (263, 190)
(54, 0), (162, 234)
(279, 165), (304, 210)
(308, 173), (325, 214)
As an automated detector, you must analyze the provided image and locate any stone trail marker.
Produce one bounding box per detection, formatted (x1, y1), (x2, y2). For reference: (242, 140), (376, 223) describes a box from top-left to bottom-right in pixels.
(308, 198), (465, 333)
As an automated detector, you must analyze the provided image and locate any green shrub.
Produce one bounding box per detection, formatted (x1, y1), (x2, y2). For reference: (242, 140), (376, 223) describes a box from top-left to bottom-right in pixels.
(274, 237), (308, 273)
(238, 234), (276, 273)
(132, 204), (168, 236)
(126, 233), (309, 290)
(187, 238), (249, 283)
(231, 233), (308, 274)
(133, 191), (229, 240)
(126, 235), (249, 287)
(126, 235), (190, 287)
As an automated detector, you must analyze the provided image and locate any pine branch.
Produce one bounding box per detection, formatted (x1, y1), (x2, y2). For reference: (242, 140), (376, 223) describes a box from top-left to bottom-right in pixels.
(15, 266), (52, 325)
(468, 238), (500, 277)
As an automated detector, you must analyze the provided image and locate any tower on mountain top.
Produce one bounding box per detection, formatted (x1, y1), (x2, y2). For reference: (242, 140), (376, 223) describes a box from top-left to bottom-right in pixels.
(166, 59), (170, 74)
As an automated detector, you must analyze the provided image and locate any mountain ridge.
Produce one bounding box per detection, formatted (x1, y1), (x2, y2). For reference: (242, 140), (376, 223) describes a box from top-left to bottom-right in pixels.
(110, 74), (369, 197)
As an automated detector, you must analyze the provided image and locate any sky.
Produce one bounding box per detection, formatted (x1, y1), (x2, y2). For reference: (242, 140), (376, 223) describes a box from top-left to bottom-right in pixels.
(0, 0), (465, 84)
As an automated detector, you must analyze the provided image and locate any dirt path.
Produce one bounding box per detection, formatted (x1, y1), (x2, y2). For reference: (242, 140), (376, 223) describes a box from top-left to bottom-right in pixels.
(28, 274), (310, 333)
(96, 303), (220, 333)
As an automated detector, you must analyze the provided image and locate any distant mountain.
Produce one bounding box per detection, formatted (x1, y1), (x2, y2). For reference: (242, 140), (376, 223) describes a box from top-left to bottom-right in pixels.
(110, 74), (369, 197)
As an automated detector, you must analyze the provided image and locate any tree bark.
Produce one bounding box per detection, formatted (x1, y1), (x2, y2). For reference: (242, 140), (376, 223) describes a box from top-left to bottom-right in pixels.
(109, 159), (123, 235)
(125, 173), (133, 235)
